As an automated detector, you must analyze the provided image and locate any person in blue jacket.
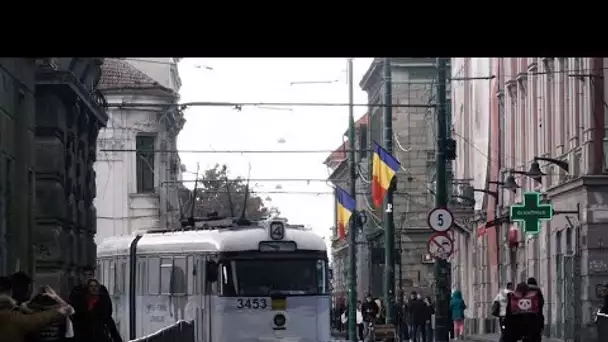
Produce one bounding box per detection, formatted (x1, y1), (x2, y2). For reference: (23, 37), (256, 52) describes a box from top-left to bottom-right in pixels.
(450, 289), (467, 340)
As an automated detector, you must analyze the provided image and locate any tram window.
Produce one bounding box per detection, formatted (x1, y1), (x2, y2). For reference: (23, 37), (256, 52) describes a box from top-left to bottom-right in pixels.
(316, 260), (328, 294)
(148, 257), (160, 295)
(173, 257), (187, 295)
(160, 257), (173, 294)
(137, 258), (145, 295)
(120, 259), (127, 294)
(187, 256), (195, 295)
(142, 257), (148, 294)
(109, 260), (116, 295)
(97, 260), (104, 283)
(103, 259), (110, 285)
(198, 259), (205, 294)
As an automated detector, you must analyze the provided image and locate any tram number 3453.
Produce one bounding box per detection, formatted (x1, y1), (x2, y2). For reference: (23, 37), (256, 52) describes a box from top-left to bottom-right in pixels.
(236, 298), (268, 309)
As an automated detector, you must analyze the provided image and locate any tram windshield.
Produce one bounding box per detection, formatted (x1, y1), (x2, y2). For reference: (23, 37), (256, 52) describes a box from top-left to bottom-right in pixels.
(219, 258), (329, 296)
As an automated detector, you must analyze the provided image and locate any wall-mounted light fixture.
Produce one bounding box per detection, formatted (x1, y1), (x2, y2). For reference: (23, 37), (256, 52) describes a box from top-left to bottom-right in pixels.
(489, 178), (519, 193)
(527, 156), (569, 180)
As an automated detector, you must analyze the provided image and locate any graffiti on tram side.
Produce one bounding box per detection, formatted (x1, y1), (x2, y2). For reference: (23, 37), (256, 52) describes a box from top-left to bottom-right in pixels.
(589, 258), (608, 273)
(146, 303), (168, 323)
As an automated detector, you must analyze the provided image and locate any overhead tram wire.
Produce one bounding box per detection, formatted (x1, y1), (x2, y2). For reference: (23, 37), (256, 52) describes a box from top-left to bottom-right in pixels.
(181, 190), (426, 196)
(100, 148), (375, 154)
(104, 101), (434, 110)
(163, 178), (350, 183)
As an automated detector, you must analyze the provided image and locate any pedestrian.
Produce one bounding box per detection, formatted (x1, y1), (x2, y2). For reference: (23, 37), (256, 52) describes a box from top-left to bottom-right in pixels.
(504, 282), (542, 342)
(401, 302), (408, 341)
(10, 271), (33, 306)
(492, 282), (514, 342)
(525, 277), (544, 342)
(72, 278), (122, 342)
(0, 285), (74, 342)
(361, 293), (379, 338)
(450, 289), (466, 340)
(340, 303), (364, 341)
(601, 282), (608, 314)
(0, 276), (11, 296)
(423, 296), (434, 342)
(356, 301), (365, 341)
(22, 285), (75, 342)
(407, 291), (427, 342)
(69, 266), (119, 342)
(597, 283), (608, 337)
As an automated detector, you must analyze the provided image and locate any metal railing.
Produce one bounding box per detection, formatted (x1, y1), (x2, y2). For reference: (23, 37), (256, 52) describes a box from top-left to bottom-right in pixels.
(129, 320), (195, 342)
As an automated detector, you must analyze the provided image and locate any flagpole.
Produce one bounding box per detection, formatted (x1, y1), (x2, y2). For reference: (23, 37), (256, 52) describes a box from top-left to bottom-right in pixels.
(382, 57), (396, 326)
(346, 57), (359, 342)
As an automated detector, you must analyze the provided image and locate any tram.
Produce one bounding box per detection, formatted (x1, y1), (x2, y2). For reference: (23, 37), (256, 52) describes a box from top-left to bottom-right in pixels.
(97, 217), (331, 342)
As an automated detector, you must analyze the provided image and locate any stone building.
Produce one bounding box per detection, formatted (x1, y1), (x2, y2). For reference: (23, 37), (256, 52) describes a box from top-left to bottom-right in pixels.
(0, 58), (108, 296)
(0, 58), (36, 278)
(451, 57), (608, 341)
(358, 58), (442, 298)
(95, 58), (184, 244)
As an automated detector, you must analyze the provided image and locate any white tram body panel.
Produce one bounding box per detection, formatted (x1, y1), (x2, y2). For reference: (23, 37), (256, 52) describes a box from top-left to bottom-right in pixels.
(97, 219), (331, 342)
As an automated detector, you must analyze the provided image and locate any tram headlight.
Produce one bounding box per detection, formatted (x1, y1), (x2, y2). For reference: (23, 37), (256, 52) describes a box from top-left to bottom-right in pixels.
(273, 313), (286, 327)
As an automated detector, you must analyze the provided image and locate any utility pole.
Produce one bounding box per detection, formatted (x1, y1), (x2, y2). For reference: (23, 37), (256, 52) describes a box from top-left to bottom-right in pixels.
(346, 57), (359, 342)
(434, 57), (451, 342)
(382, 57), (396, 325)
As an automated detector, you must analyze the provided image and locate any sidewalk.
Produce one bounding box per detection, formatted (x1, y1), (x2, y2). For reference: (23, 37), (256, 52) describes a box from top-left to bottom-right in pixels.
(331, 329), (347, 338)
(467, 333), (563, 342)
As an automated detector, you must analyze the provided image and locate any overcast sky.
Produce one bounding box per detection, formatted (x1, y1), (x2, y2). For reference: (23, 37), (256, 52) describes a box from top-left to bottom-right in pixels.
(177, 58), (373, 240)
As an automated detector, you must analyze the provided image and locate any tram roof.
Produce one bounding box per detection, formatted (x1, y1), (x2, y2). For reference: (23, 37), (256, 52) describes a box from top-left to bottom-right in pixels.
(97, 225), (327, 257)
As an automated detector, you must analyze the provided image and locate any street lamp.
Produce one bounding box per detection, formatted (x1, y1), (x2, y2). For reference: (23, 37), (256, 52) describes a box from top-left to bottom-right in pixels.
(507, 168), (542, 184)
(527, 156), (569, 178)
(489, 177), (520, 193)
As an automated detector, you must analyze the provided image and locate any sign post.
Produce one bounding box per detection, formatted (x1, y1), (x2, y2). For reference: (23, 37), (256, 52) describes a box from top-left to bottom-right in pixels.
(510, 192), (553, 235)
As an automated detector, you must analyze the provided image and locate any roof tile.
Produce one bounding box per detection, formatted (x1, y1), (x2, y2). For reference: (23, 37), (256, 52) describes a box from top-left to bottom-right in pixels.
(98, 58), (166, 91)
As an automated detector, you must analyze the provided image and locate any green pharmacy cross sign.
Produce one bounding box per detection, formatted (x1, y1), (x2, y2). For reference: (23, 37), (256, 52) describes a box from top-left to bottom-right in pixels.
(510, 192), (554, 235)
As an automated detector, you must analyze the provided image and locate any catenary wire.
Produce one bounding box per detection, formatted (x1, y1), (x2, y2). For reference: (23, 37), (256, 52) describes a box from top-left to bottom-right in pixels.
(101, 149), (375, 154)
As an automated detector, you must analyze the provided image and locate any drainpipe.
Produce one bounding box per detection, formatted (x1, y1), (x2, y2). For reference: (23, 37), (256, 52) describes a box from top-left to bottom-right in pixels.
(591, 58), (605, 174)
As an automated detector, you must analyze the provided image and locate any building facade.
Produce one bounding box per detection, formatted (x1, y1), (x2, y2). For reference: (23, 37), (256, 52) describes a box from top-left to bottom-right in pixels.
(359, 58), (442, 298)
(95, 58), (184, 244)
(451, 57), (608, 341)
(0, 58), (108, 296)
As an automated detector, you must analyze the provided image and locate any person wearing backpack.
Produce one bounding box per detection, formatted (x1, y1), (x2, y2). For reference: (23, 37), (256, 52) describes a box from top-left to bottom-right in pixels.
(504, 282), (542, 342)
(526, 277), (545, 339)
(492, 282), (513, 341)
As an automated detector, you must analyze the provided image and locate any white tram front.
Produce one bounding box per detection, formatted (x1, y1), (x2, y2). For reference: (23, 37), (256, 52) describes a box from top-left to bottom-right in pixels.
(97, 218), (331, 342)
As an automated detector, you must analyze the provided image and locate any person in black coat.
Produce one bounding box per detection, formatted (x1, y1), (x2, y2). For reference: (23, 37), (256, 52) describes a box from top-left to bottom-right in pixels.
(10, 272), (33, 306)
(526, 277), (545, 342)
(423, 296), (435, 342)
(407, 292), (428, 342)
(69, 267), (121, 342)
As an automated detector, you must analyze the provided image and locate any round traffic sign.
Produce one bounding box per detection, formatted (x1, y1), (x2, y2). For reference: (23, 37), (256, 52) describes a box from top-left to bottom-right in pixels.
(427, 208), (453, 232)
(427, 233), (454, 260)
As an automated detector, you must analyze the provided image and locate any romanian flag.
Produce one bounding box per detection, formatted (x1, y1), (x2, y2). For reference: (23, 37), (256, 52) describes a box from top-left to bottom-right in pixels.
(371, 142), (400, 208)
(335, 187), (356, 239)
